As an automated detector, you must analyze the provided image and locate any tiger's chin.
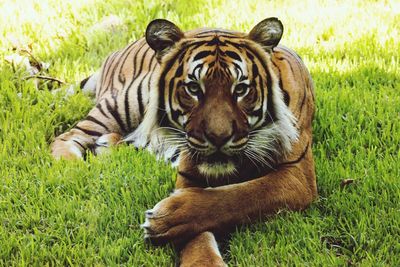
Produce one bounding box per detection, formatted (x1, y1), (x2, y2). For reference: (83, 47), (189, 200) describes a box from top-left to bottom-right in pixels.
(197, 161), (237, 177)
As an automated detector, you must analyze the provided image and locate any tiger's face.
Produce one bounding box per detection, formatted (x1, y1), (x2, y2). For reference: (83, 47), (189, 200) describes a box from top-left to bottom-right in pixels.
(145, 18), (296, 177)
(162, 36), (268, 176)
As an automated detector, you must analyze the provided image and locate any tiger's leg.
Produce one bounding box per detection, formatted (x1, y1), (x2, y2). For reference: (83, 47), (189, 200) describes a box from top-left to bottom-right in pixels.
(175, 178), (226, 267)
(179, 232), (225, 267)
(143, 145), (317, 248)
(51, 98), (123, 160)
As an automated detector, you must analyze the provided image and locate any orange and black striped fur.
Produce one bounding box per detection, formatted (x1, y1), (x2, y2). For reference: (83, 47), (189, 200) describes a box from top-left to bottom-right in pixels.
(51, 18), (317, 266)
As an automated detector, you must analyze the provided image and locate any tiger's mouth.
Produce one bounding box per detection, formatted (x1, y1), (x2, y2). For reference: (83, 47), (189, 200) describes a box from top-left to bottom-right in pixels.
(203, 152), (230, 164)
(195, 152), (238, 177)
(195, 151), (238, 164)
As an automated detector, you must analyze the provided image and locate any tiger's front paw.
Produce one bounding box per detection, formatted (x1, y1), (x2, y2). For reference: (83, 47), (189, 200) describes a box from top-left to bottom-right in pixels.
(94, 133), (123, 155)
(51, 139), (84, 160)
(141, 188), (222, 245)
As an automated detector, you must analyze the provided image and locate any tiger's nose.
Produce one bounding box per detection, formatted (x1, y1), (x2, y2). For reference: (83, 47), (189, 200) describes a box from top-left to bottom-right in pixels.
(204, 130), (233, 148)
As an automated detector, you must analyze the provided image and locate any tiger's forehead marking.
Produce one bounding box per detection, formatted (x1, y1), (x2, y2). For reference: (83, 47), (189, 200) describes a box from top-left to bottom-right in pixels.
(184, 34), (249, 82)
(161, 30), (273, 131)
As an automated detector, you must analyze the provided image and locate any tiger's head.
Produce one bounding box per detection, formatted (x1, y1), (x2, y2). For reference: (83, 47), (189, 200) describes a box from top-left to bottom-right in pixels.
(139, 18), (298, 178)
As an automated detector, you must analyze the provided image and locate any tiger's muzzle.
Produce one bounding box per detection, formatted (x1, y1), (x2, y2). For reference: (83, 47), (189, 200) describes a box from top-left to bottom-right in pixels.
(187, 134), (248, 156)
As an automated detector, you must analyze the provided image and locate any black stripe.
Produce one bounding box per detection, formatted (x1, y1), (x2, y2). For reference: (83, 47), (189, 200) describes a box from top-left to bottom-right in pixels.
(193, 64), (203, 80)
(278, 46), (304, 63)
(132, 42), (147, 78)
(100, 53), (113, 86)
(252, 76), (265, 127)
(271, 60), (290, 106)
(169, 78), (180, 123)
(229, 62), (245, 81)
(124, 88), (132, 131)
(86, 115), (110, 131)
(176, 91), (191, 111)
(75, 126), (103, 137)
(193, 50), (213, 61)
(73, 139), (86, 150)
(277, 50), (303, 80)
(176, 64), (184, 76)
(96, 102), (110, 119)
(224, 39), (245, 50)
(250, 108), (263, 117)
(279, 46), (308, 94)
(252, 63), (259, 78)
(112, 98), (127, 133)
(276, 56), (295, 75)
(206, 36), (224, 46)
(105, 98), (127, 133)
(124, 49), (157, 129)
(274, 52), (304, 110)
(299, 89), (306, 111)
(79, 76), (90, 89)
(137, 81), (144, 118)
(217, 34), (243, 39)
(188, 40), (212, 50)
(146, 59), (157, 97)
(101, 52), (120, 97)
(117, 40), (139, 68)
(282, 87), (290, 106)
(97, 55), (112, 99)
(119, 40), (139, 71)
(225, 50), (242, 61)
(195, 30), (242, 37)
(134, 46), (151, 79)
(106, 54), (121, 98)
(118, 73), (125, 84)
(117, 40), (141, 87)
(232, 65), (240, 78)
(266, 67), (276, 122)
(137, 59), (157, 120)
(170, 148), (180, 163)
(123, 43), (148, 99)
(246, 51), (254, 60)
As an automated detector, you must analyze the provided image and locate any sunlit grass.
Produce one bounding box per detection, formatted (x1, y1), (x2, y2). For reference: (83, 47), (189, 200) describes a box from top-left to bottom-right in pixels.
(0, 0), (399, 266)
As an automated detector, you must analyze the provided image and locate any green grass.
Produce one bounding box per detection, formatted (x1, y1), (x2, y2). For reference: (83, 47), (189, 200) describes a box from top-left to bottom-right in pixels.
(0, 0), (399, 265)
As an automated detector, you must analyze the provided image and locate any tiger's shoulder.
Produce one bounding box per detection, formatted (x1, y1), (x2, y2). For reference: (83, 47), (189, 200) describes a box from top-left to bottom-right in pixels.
(271, 45), (315, 129)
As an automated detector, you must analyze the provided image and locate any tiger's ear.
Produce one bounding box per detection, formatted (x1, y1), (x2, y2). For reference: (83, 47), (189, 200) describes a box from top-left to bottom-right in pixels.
(146, 19), (184, 59)
(248, 17), (283, 51)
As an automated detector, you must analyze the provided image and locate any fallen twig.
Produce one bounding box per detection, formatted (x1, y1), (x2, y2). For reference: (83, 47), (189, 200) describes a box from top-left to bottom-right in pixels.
(24, 75), (65, 85)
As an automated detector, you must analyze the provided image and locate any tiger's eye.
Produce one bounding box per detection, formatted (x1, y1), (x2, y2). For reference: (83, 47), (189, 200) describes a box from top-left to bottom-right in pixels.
(234, 83), (250, 97)
(185, 82), (201, 96)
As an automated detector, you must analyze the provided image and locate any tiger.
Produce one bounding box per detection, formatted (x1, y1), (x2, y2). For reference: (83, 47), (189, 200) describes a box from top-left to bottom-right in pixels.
(51, 18), (317, 266)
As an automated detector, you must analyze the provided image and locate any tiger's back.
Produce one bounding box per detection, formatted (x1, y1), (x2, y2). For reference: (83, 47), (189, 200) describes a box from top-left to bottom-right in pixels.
(90, 39), (157, 133)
